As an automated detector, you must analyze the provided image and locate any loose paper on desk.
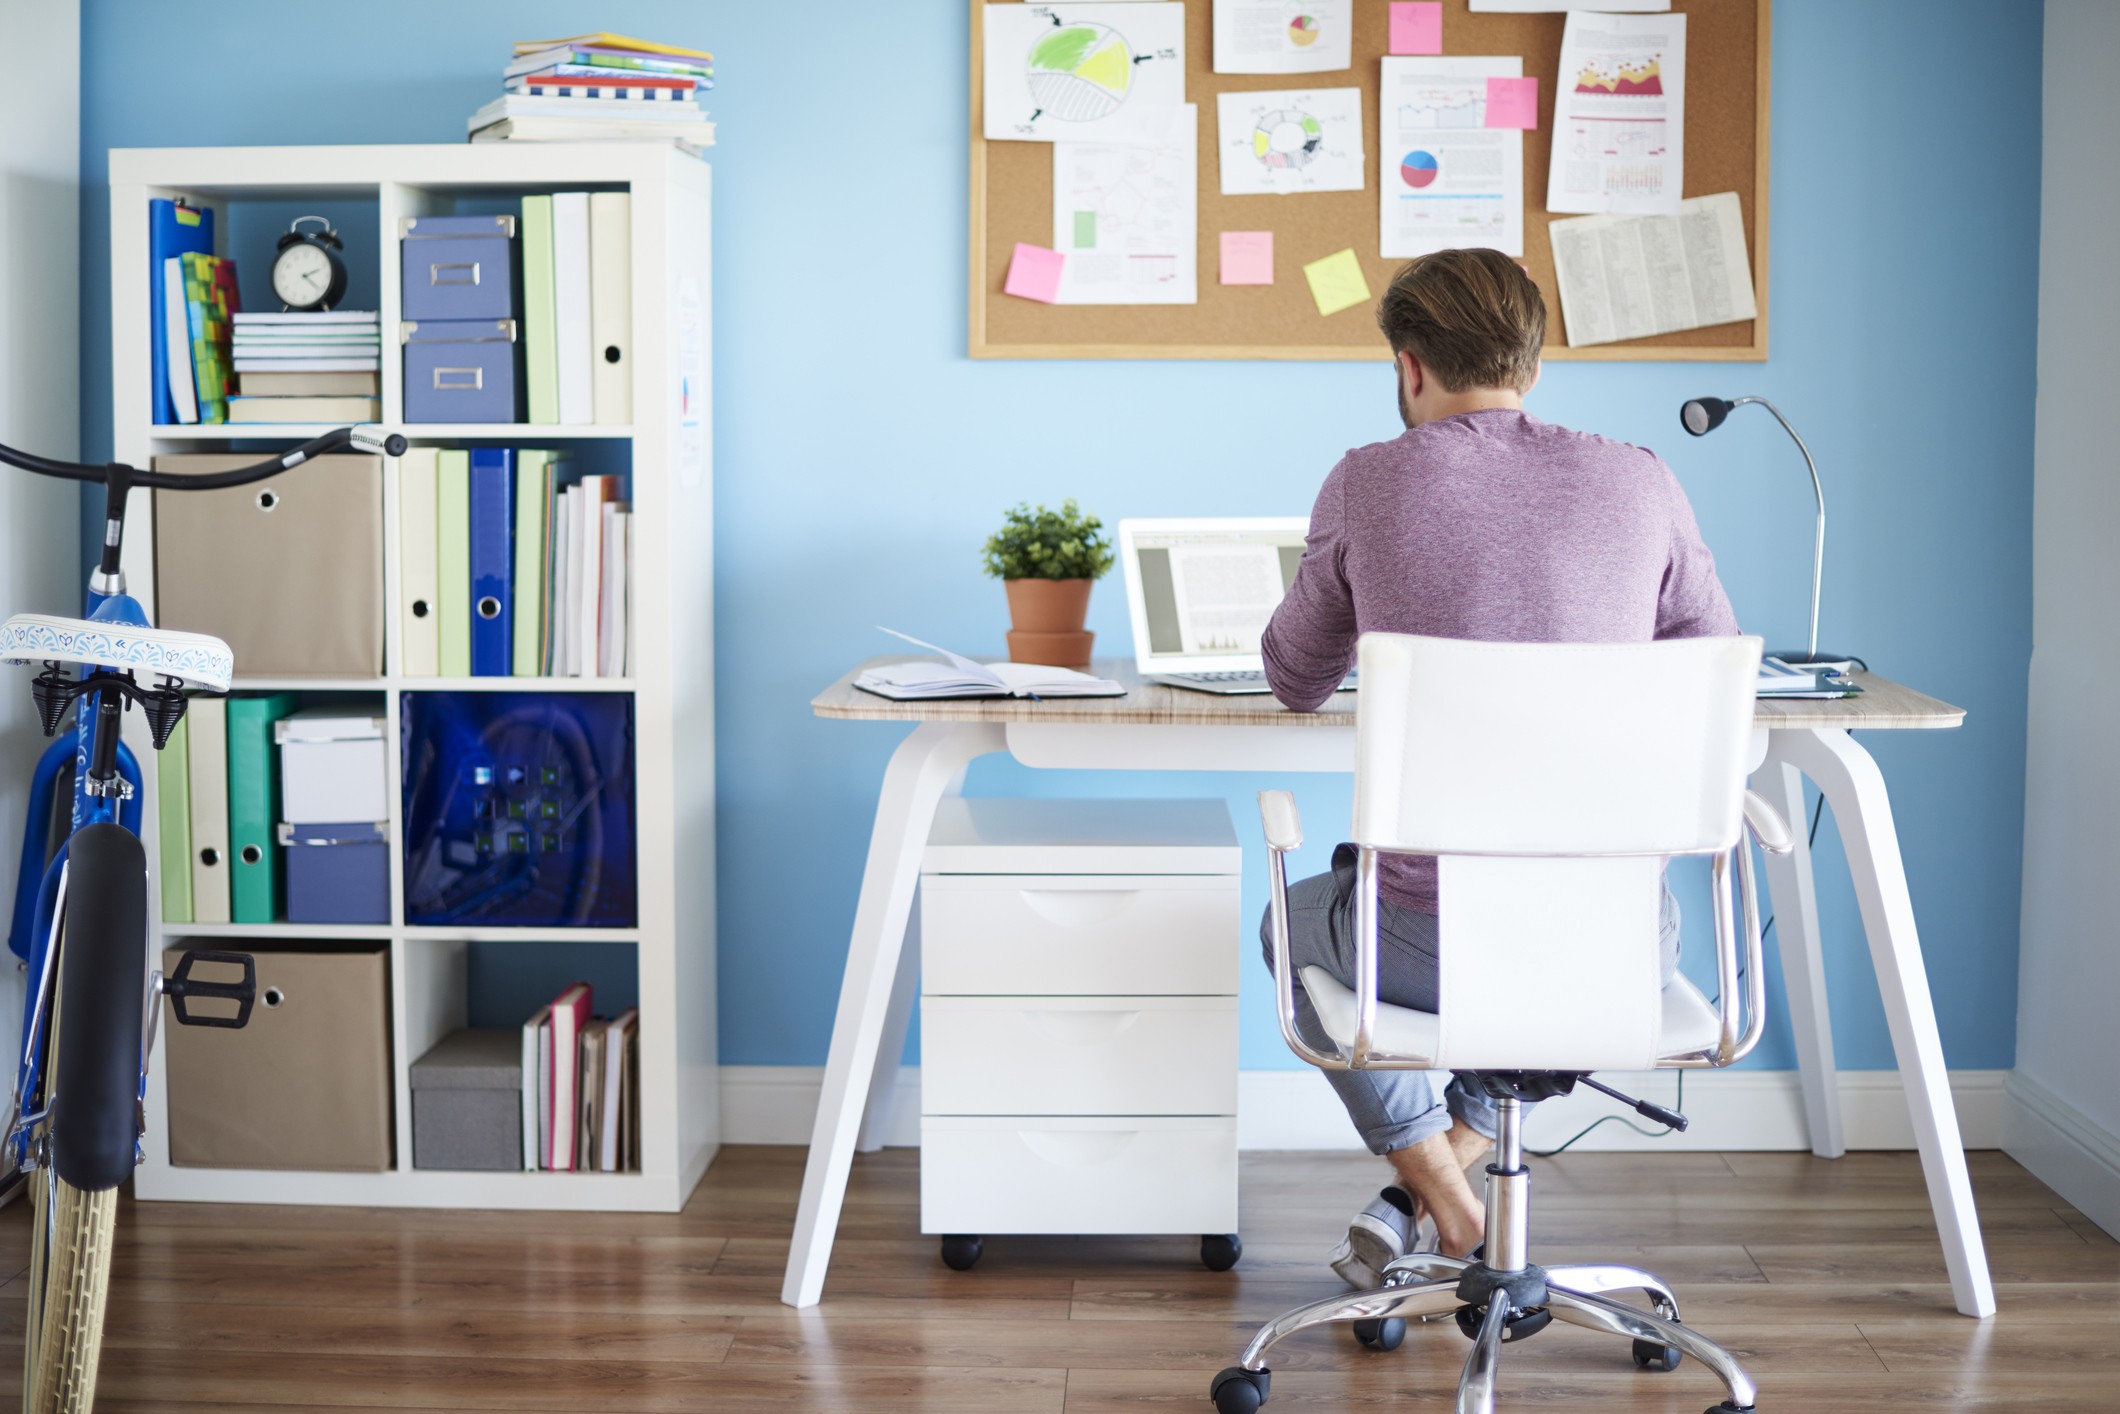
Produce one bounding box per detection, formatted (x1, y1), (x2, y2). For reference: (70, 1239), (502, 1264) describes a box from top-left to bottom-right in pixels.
(1378, 56), (1524, 258)
(1216, 86), (1365, 196)
(1214, 0), (1352, 75)
(1051, 104), (1197, 304)
(983, 3), (1185, 144)
(1548, 191), (1754, 347)
(1547, 11), (1686, 215)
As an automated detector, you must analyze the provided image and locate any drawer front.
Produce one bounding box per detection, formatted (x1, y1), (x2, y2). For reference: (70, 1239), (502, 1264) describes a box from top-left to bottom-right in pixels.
(401, 235), (515, 321)
(922, 997), (1237, 1116)
(922, 1116), (1237, 1235)
(922, 874), (1240, 996)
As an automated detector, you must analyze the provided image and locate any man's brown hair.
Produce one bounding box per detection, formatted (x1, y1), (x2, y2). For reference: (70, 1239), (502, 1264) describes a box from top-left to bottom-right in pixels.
(1375, 248), (1546, 393)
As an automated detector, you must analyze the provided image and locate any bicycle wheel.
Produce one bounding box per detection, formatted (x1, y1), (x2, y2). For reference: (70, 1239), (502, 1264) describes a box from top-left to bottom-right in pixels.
(27, 1173), (117, 1412)
(24, 822), (147, 1412)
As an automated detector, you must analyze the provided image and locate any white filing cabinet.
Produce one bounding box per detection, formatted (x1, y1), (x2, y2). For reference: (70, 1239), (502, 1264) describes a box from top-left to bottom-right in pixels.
(918, 798), (1244, 1273)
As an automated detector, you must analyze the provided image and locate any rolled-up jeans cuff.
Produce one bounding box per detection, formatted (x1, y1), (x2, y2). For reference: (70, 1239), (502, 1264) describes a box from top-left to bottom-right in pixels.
(1447, 1081), (1504, 1142)
(1365, 1099), (1456, 1157)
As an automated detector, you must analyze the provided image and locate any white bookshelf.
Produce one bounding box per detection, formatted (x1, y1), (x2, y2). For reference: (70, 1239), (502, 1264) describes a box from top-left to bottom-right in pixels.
(109, 144), (717, 1212)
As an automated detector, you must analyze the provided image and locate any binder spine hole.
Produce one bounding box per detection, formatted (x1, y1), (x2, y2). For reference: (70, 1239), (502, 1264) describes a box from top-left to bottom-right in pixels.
(476, 596), (502, 620)
(240, 844), (263, 865)
(198, 847), (221, 868)
(256, 491), (279, 512)
(412, 599), (431, 619)
(604, 346), (621, 363)
(261, 987), (285, 1009)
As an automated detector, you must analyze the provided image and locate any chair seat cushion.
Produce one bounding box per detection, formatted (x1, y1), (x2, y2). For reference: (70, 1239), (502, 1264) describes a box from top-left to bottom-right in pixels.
(1298, 964), (1722, 1065)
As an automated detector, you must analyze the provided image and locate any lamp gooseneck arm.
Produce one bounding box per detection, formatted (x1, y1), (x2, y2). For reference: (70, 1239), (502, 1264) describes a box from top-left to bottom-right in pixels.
(1733, 396), (1824, 660)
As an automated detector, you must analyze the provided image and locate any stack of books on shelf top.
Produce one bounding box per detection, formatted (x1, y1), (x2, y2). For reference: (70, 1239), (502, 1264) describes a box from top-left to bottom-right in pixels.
(471, 31), (715, 149)
(229, 312), (382, 424)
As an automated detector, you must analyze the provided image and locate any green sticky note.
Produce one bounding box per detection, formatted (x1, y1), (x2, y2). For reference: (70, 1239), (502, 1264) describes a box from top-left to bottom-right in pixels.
(1304, 249), (1371, 317)
(1073, 211), (1097, 248)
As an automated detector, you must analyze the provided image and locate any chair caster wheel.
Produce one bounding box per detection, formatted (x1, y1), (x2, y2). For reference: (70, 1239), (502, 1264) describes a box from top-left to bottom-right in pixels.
(1201, 1233), (1243, 1271)
(1454, 1303), (1552, 1342)
(1705, 1405), (1755, 1413)
(1352, 1317), (1405, 1350)
(1209, 1366), (1270, 1413)
(939, 1235), (983, 1271)
(1633, 1336), (1683, 1371)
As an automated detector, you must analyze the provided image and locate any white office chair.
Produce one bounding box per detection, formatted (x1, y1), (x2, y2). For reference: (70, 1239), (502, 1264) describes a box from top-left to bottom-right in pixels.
(1211, 632), (1790, 1414)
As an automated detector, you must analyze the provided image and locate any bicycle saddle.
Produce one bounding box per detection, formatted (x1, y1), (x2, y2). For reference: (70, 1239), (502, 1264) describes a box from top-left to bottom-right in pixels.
(0, 613), (233, 693)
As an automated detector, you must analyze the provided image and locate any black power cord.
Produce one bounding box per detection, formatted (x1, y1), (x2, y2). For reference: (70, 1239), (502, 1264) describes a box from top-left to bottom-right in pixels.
(1529, 793), (1827, 1159)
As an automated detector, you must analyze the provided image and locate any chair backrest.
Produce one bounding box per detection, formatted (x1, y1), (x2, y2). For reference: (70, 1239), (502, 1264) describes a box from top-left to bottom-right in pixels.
(1353, 633), (1762, 1071)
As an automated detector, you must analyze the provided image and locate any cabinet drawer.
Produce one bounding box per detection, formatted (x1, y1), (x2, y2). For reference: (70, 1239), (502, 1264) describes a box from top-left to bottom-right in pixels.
(922, 1116), (1237, 1235)
(922, 997), (1236, 1116)
(921, 874), (1240, 996)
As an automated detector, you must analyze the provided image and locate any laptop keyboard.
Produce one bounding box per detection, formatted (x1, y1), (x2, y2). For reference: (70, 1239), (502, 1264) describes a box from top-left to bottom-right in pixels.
(1165, 671), (1268, 684)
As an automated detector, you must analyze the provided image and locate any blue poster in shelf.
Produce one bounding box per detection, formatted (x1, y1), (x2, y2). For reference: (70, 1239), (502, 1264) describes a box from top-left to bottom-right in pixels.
(400, 692), (637, 927)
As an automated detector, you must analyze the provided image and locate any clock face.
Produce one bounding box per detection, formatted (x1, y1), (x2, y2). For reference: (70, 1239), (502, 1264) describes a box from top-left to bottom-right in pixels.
(273, 241), (334, 308)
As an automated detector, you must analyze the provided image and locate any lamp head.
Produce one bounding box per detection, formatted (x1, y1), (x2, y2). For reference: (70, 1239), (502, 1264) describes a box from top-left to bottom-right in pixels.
(1680, 396), (1734, 436)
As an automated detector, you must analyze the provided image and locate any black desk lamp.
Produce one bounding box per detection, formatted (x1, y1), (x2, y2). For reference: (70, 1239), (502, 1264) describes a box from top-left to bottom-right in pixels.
(1680, 396), (1854, 671)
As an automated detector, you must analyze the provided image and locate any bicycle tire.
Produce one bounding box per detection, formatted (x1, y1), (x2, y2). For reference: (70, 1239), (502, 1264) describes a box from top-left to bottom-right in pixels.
(27, 1173), (116, 1413)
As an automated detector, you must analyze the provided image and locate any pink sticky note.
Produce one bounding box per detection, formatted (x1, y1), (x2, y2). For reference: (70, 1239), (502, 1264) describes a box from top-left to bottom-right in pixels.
(1485, 76), (1539, 129)
(1220, 231), (1274, 286)
(1388, 2), (1443, 56)
(1004, 243), (1065, 304)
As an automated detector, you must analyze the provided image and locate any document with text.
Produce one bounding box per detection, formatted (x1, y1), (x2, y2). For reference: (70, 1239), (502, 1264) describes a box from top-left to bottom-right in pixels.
(1549, 191), (1755, 347)
(1547, 11), (1685, 215)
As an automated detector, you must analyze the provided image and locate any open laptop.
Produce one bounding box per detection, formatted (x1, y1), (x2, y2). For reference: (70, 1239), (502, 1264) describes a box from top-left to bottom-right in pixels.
(1118, 517), (1356, 695)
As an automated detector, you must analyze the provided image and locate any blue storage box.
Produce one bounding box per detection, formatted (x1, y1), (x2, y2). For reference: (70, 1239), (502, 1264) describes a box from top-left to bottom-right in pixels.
(279, 821), (390, 924)
(398, 214), (517, 322)
(400, 692), (637, 927)
(403, 319), (518, 424)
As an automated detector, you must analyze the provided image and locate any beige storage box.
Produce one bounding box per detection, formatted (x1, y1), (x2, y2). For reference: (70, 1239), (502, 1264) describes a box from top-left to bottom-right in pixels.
(152, 454), (383, 679)
(162, 945), (393, 1171)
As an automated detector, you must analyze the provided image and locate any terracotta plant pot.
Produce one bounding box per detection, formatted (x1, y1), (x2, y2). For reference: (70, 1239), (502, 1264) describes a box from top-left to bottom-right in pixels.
(1003, 578), (1094, 669)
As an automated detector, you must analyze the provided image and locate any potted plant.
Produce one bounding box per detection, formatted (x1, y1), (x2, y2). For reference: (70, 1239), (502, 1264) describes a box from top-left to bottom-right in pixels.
(981, 500), (1116, 669)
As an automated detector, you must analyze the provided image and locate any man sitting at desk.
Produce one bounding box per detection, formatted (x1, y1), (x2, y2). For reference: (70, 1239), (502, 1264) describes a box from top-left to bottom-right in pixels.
(1259, 248), (1738, 1281)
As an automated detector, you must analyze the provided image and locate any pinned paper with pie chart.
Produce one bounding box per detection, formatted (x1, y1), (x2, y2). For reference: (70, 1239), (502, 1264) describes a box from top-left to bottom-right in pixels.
(1211, 0), (1353, 76)
(1378, 55), (1525, 258)
(1216, 86), (1365, 195)
(983, 3), (1186, 144)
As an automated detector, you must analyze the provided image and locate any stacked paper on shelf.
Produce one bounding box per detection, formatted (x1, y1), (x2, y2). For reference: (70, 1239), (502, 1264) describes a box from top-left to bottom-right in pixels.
(230, 312), (382, 422)
(474, 32), (715, 147)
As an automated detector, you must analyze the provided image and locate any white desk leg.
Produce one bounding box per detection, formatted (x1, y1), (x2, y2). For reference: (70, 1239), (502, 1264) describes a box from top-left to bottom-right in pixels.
(856, 891), (921, 1153)
(1753, 748), (1845, 1158)
(781, 723), (1005, 1309)
(1773, 727), (1996, 1319)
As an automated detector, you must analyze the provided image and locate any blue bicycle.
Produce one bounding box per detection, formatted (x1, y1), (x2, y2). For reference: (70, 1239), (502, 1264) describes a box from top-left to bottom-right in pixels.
(0, 423), (403, 1411)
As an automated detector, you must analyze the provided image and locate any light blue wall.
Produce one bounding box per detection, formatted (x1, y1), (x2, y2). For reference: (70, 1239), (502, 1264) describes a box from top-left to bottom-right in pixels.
(79, 3), (2039, 1076)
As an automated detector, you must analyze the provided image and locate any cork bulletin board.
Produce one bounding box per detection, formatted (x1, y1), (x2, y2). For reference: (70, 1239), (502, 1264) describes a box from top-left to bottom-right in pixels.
(970, 0), (1770, 361)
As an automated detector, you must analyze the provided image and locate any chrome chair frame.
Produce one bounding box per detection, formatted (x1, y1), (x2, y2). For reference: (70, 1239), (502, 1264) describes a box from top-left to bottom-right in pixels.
(1218, 795), (1791, 1414)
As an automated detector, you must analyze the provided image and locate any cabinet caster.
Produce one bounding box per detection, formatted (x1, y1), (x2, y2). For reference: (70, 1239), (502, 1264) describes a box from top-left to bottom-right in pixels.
(1352, 1317), (1405, 1350)
(1200, 1233), (1243, 1271)
(939, 1234), (983, 1271)
(1209, 1366), (1270, 1413)
(1633, 1335), (1683, 1372)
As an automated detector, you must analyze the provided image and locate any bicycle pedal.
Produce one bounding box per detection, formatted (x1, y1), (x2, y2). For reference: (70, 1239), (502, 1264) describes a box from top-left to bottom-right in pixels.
(164, 950), (257, 1029)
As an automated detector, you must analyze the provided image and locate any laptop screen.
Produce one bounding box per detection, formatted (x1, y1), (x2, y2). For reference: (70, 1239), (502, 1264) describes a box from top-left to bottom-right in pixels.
(1124, 520), (1308, 664)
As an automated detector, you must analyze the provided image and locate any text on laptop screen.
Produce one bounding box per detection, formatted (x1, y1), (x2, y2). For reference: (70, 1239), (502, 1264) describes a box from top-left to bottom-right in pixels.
(1131, 528), (1306, 660)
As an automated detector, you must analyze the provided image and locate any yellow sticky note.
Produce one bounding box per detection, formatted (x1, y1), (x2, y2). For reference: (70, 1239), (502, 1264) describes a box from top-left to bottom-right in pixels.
(1303, 249), (1370, 317)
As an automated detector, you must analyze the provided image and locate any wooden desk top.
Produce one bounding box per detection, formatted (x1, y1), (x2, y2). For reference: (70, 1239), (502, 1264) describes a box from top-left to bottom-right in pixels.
(813, 658), (1967, 731)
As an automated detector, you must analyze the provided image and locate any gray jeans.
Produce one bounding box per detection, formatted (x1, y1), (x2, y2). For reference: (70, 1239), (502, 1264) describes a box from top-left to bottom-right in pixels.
(1260, 844), (1682, 1156)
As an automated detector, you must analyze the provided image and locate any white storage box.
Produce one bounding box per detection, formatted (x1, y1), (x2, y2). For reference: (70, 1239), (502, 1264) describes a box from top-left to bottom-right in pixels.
(275, 706), (389, 825)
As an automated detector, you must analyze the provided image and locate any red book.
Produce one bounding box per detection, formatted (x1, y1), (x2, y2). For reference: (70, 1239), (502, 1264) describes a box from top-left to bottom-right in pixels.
(545, 982), (593, 1171)
(518, 71), (695, 89)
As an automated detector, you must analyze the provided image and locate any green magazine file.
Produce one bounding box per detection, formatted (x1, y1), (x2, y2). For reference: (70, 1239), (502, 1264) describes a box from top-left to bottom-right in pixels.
(227, 692), (297, 923)
(156, 713), (192, 924)
(438, 449), (472, 677)
(522, 194), (560, 424)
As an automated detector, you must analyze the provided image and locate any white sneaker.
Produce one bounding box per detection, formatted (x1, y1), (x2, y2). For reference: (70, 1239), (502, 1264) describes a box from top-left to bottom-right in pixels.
(1328, 1186), (1433, 1288)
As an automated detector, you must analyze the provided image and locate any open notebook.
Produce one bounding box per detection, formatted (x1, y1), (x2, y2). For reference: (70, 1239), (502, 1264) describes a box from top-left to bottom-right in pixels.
(855, 628), (1125, 701)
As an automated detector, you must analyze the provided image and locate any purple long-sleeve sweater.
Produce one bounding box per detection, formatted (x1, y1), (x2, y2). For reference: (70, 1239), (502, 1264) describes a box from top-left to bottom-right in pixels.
(1262, 408), (1740, 913)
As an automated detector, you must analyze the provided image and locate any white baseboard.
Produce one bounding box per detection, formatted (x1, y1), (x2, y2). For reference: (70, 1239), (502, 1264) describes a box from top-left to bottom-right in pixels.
(719, 1065), (2006, 1152)
(2004, 1070), (2120, 1239)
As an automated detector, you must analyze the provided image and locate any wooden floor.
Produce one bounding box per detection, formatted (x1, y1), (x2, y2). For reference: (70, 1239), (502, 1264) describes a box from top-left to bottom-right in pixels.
(0, 1146), (2111, 1411)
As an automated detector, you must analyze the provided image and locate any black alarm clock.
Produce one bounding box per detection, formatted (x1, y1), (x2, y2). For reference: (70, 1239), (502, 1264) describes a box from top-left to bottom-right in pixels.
(272, 215), (348, 312)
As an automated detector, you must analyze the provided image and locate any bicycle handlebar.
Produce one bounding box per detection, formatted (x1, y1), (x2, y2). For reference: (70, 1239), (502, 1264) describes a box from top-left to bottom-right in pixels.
(0, 425), (409, 492)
